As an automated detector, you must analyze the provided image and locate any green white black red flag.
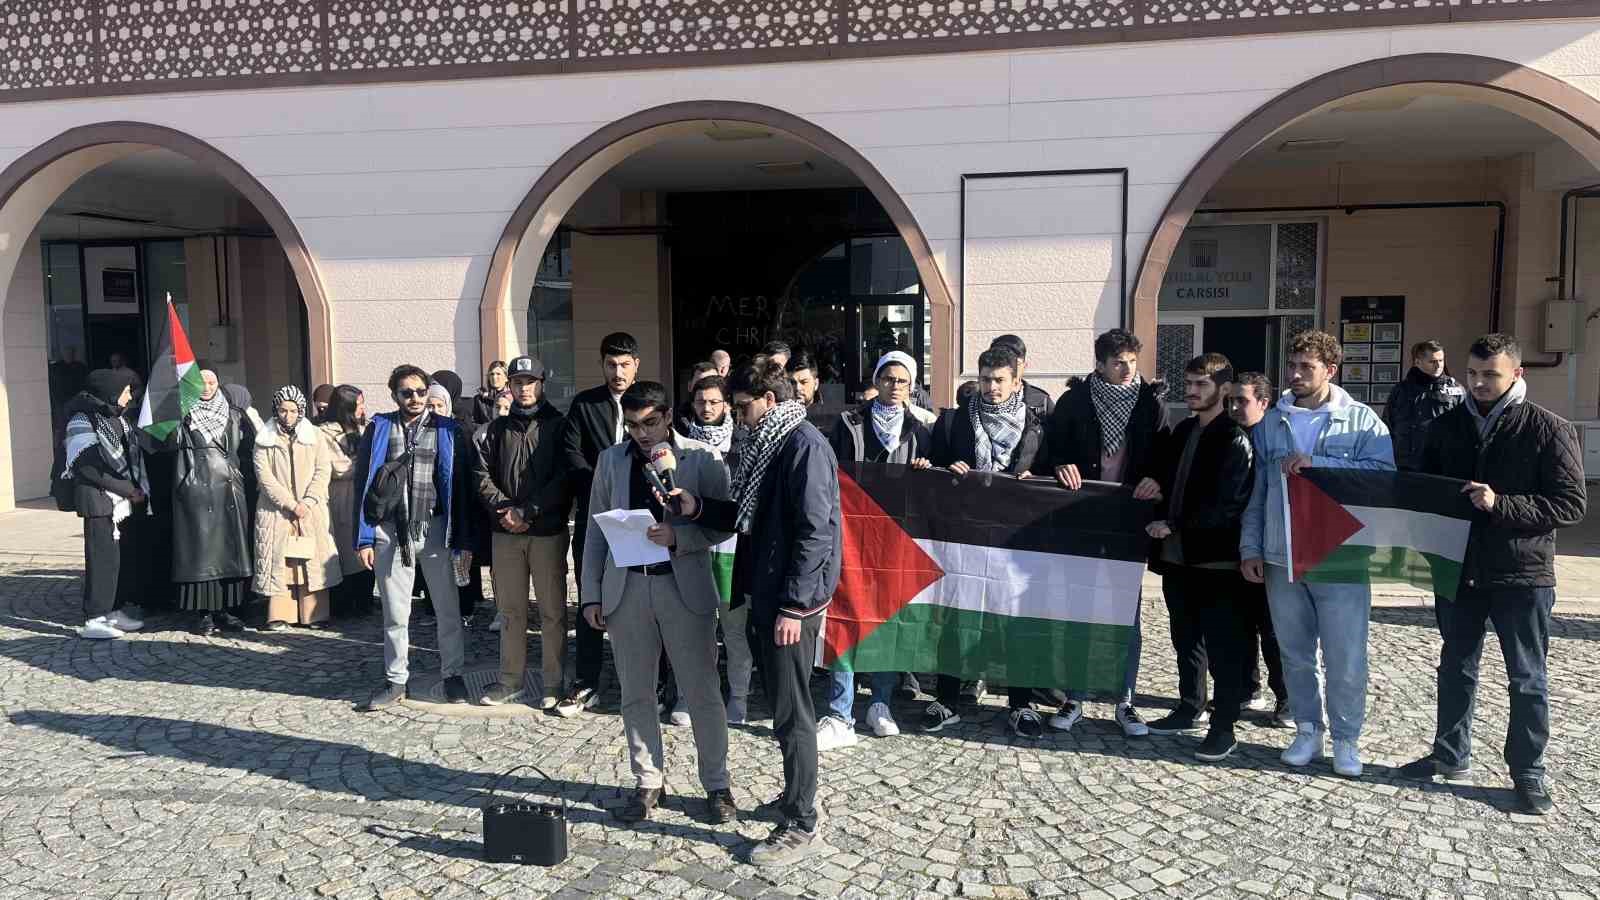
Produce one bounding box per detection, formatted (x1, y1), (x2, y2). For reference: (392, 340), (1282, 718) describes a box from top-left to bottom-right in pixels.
(137, 296), (205, 441)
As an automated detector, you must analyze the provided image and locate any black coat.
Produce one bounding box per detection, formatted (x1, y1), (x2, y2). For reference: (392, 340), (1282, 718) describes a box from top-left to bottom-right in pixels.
(560, 384), (622, 525)
(829, 403), (933, 464)
(62, 394), (143, 518)
(1421, 399), (1587, 589)
(167, 409), (253, 584)
(691, 421), (842, 626)
(474, 401), (571, 536)
(1383, 367), (1464, 470)
(929, 400), (1051, 476)
(1148, 413), (1254, 574)
(1046, 377), (1168, 486)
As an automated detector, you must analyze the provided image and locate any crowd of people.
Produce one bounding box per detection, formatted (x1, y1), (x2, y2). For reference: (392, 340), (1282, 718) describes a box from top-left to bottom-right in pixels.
(54, 322), (1582, 864)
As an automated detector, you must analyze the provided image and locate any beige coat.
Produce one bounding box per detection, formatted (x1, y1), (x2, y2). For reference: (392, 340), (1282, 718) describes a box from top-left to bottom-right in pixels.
(318, 420), (365, 576)
(252, 417), (343, 596)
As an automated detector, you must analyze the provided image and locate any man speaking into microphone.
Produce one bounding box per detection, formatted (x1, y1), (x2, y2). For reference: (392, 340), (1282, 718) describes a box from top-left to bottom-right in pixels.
(580, 380), (738, 825)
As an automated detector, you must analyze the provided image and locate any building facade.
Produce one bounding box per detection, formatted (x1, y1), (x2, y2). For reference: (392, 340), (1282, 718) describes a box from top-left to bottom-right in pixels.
(4, 1), (1600, 509)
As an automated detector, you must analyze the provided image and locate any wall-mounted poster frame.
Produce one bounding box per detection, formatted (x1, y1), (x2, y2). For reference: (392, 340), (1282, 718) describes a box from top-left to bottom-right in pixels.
(1339, 295), (1404, 415)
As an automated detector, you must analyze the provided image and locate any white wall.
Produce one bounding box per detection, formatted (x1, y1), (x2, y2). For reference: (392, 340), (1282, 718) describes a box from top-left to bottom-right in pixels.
(1, 233), (49, 506)
(1, 18), (1600, 434)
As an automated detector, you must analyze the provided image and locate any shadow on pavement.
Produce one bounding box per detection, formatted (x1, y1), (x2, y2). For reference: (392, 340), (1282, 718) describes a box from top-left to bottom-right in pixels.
(1371, 604), (1600, 640)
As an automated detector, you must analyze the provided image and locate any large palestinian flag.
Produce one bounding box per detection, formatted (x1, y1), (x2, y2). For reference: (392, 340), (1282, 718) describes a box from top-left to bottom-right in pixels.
(137, 297), (205, 441)
(1287, 469), (1475, 599)
(825, 462), (1153, 697)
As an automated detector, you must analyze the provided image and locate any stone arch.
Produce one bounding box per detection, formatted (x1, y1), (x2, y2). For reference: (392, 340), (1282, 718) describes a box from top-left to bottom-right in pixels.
(1132, 53), (1600, 353)
(477, 100), (957, 405)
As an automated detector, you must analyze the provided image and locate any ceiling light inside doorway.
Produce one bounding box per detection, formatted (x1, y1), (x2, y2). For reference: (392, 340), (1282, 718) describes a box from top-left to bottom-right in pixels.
(753, 161), (814, 175)
(1277, 138), (1346, 152)
(704, 122), (775, 142)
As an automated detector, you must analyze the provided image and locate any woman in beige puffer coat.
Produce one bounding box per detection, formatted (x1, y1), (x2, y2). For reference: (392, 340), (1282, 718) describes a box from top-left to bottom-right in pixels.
(253, 385), (342, 628)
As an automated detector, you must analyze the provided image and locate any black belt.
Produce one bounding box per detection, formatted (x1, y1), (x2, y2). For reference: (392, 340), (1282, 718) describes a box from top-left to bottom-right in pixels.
(627, 562), (674, 576)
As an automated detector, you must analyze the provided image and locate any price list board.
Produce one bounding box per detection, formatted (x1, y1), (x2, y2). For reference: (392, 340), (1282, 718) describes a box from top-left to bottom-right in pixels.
(1338, 296), (1405, 412)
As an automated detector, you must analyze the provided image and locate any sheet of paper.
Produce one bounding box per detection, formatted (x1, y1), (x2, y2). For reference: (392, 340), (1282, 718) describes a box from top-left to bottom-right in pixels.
(590, 508), (669, 568)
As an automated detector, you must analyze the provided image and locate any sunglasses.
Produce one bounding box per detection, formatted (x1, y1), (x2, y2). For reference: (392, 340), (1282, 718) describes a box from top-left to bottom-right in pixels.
(397, 387), (428, 399)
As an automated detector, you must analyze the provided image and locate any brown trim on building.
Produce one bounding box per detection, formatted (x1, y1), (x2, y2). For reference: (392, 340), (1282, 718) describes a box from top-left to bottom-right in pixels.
(1131, 53), (1600, 372)
(0, 122), (336, 386)
(478, 100), (958, 407)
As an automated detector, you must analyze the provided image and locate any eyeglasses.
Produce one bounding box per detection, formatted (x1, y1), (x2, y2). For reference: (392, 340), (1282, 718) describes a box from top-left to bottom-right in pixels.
(877, 375), (912, 387)
(694, 398), (726, 409)
(396, 388), (428, 399)
(623, 415), (664, 433)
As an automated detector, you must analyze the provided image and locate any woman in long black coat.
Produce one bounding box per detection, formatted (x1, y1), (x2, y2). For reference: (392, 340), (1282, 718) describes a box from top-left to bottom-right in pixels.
(165, 371), (254, 635)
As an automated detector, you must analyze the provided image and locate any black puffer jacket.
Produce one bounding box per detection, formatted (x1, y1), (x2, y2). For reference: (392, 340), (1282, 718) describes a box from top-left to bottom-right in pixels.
(1421, 399), (1587, 589)
(1148, 413), (1254, 574)
(1383, 367), (1464, 470)
(473, 400), (571, 536)
(1046, 376), (1168, 485)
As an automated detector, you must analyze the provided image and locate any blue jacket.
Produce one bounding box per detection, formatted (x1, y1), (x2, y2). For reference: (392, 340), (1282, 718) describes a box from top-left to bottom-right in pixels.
(353, 411), (473, 552)
(1240, 385), (1395, 567)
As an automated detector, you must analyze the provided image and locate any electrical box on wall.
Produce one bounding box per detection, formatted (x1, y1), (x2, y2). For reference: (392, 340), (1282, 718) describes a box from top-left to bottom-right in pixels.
(1543, 300), (1578, 353)
(207, 325), (235, 363)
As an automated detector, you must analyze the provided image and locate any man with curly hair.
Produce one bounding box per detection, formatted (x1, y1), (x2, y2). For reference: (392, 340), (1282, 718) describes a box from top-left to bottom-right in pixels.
(1239, 330), (1393, 779)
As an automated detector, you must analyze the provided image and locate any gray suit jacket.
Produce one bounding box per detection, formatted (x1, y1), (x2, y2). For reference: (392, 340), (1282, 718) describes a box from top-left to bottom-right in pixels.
(581, 435), (733, 617)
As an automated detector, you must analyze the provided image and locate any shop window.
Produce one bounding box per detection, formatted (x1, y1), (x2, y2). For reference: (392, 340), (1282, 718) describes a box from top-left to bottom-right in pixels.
(529, 230), (576, 411)
(786, 236), (927, 400)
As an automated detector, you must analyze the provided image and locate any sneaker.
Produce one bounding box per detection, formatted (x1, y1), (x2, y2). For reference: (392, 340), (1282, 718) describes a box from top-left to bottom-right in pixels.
(921, 701), (960, 733)
(748, 821), (823, 866)
(865, 702), (899, 737)
(107, 608), (144, 632)
(479, 682), (525, 707)
(554, 683), (598, 717)
(264, 621), (291, 632)
(1008, 707), (1043, 739)
(489, 612), (505, 632)
(1268, 698), (1292, 728)
(816, 715), (858, 751)
(360, 681), (406, 712)
(1281, 723), (1325, 767)
(727, 697), (748, 725)
(705, 788), (738, 825)
(539, 693), (560, 712)
(444, 675), (469, 705)
(960, 680), (987, 703)
(753, 796), (827, 825)
(1146, 712), (1203, 735)
(1195, 725), (1238, 762)
(1116, 703), (1149, 737)
(80, 616), (125, 640)
(1332, 739), (1363, 778)
(1243, 693), (1272, 713)
(1398, 754), (1472, 781)
(669, 699), (691, 727)
(896, 673), (921, 701)
(1514, 776), (1554, 815)
(1047, 701), (1083, 733)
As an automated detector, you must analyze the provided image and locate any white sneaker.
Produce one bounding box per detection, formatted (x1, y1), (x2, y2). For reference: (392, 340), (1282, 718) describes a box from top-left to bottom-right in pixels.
(865, 702), (899, 737)
(815, 715), (858, 751)
(669, 699), (691, 727)
(1048, 701), (1083, 732)
(1116, 703), (1149, 738)
(1281, 723), (1326, 767)
(489, 612), (505, 632)
(1332, 739), (1363, 778)
(107, 608), (144, 632)
(80, 616), (125, 640)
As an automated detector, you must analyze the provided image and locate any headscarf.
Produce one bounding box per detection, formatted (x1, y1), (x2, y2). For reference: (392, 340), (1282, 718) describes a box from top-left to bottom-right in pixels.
(429, 369), (463, 401)
(187, 375), (234, 445)
(870, 351), (917, 453)
(273, 385), (308, 428)
(1088, 372), (1142, 457)
(311, 383), (334, 413)
(426, 383), (453, 411)
(222, 383), (253, 414)
(63, 369), (150, 532)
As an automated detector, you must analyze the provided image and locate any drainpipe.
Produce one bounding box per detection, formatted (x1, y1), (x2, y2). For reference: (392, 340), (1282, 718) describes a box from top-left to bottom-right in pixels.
(1533, 184), (1600, 373)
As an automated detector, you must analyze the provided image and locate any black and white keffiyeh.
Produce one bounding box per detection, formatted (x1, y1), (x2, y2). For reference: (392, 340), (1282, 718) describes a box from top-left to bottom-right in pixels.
(62, 407), (151, 533)
(187, 388), (233, 445)
(969, 389), (1026, 472)
(683, 415), (734, 453)
(730, 400), (808, 533)
(1088, 373), (1141, 457)
(870, 400), (905, 454)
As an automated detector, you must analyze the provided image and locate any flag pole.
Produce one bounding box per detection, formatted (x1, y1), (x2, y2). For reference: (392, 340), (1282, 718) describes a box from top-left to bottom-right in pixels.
(1281, 469), (1294, 583)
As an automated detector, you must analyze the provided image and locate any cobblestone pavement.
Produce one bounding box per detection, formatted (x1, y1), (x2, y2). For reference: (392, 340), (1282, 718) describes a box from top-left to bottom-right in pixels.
(2, 558), (1600, 899)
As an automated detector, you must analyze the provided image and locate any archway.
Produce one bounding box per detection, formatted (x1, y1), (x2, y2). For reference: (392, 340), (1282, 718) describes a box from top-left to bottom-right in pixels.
(1133, 53), (1600, 420)
(0, 123), (334, 509)
(478, 100), (956, 407)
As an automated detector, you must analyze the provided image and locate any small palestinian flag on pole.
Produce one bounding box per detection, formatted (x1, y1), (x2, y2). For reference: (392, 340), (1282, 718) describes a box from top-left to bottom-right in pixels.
(710, 535), (737, 608)
(137, 295), (205, 441)
(826, 463), (1153, 697)
(1286, 469), (1475, 599)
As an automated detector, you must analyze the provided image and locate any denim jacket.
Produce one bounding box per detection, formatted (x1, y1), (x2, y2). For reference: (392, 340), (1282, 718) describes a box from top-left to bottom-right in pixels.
(1240, 384), (1395, 567)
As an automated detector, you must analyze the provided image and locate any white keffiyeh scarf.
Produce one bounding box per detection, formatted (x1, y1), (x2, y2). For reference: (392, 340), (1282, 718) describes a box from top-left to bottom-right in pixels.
(970, 390), (1026, 472)
(870, 401), (905, 454)
(187, 389), (233, 446)
(683, 415), (734, 454)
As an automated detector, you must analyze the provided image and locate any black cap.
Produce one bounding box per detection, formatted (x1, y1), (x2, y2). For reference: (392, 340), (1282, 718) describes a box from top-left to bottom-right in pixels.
(507, 356), (546, 380)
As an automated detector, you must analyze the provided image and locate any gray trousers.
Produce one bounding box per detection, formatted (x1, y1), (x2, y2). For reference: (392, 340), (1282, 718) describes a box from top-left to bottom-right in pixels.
(719, 601), (754, 702)
(376, 517), (464, 685)
(609, 570), (729, 791)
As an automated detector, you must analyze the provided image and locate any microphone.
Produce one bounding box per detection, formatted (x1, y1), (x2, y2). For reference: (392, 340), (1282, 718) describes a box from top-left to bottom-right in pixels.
(648, 443), (681, 514)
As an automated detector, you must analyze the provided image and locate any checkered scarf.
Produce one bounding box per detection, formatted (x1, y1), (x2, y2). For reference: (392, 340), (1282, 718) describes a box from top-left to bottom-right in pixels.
(969, 389), (1026, 472)
(187, 389), (233, 446)
(1089, 372), (1142, 457)
(63, 406), (151, 531)
(682, 415), (734, 454)
(731, 400), (808, 533)
(386, 410), (439, 552)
